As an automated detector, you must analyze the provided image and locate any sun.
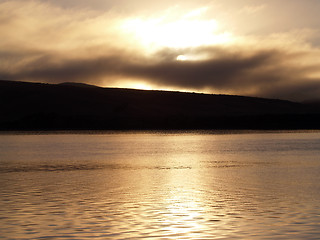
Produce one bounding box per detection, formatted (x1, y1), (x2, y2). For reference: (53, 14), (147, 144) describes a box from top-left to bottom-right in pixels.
(123, 7), (233, 51)
(176, 55), (188, 61)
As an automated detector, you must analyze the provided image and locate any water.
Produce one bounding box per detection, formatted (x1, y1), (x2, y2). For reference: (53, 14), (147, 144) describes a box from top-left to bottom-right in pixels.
(1, 131), (320, 239)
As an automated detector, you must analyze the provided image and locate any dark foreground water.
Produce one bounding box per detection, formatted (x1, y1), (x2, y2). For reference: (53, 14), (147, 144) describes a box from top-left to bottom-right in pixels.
(1, 131), (320, 239)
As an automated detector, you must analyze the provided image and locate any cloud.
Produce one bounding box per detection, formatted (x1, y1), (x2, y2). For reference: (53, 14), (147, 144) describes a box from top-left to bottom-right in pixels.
(1, 0), (320, 101)
(123, 47), (320, 101)
(240, 4), (266, 15)
(3, 44), (320, 101)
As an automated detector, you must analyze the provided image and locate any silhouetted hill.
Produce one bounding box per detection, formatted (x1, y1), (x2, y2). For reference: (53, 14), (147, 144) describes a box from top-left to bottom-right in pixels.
(1, 80), (320, 130)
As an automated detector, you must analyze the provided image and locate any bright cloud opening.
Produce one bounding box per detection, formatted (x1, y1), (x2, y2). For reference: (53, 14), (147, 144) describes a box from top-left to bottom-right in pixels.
(122, 8), (233, 51)
(176, 55), (188, 61)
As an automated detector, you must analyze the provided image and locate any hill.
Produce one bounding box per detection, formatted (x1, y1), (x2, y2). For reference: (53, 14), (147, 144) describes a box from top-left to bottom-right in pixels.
(1, 80), (320, 130)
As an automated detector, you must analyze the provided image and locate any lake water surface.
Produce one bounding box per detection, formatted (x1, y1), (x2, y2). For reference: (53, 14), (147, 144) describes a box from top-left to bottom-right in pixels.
(1, 131), (320, 239)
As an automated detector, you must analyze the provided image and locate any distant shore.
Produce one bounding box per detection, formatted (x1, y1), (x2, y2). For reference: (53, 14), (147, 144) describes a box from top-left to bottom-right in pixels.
(1, 80), (320, 131)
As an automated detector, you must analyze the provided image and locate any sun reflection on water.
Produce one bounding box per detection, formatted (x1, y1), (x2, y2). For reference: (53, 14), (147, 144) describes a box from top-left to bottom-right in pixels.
(1, 132), (320, 239)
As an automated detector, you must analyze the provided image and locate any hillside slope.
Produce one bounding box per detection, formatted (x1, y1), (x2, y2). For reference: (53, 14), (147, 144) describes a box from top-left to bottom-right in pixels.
(1, 80), (319, 130)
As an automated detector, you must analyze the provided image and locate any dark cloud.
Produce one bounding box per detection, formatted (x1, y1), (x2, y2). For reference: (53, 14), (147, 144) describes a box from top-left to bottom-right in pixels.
(128, 48), (320, 101)
(258, 80), (320, 101)
(129, 48), (284, 88)
(2, 46), (320, 101)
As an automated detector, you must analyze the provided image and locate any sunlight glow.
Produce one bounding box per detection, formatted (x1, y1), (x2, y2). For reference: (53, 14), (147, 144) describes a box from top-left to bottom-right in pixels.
(111, 79), (211, 94)
(123, 8), (233, 50)
(123, 82), (153, 90)
(176, 55), (188, 61)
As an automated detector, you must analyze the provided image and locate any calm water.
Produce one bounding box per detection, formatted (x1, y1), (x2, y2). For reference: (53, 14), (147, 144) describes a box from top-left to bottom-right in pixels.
(1, 131), (320, 239)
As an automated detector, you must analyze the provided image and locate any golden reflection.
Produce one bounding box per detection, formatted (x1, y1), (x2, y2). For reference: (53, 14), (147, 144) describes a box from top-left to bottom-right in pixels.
(146, 134), (213, 236)
(3, 133), (320, 238)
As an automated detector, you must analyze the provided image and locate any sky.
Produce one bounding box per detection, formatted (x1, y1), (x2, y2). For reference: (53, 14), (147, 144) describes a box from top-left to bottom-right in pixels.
(1, 0), (320, 101)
